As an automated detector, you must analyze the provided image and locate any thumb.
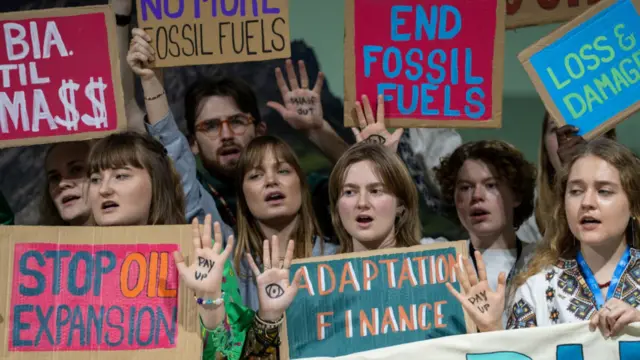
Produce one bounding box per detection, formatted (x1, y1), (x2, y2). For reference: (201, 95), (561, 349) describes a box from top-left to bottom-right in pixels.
(288, 268), (304, 298)
(267, 101), (288, 117)
(390, 128), (404, 144)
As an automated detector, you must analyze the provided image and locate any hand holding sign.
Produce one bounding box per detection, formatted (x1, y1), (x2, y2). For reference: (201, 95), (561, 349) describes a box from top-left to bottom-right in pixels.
(246, 235), (303, 322)
(446, 251), (505, 332)
(556, 124), (586, 165)
(589, 298), (640, 338)
(173, 215), (233, 298)
(127, 28), (156, 80)
(267, 59), (325, 132)
(351, 94), (404, 153)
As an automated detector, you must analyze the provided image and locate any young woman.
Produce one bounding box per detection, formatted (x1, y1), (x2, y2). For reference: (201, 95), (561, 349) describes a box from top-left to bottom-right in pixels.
(452, 138), (640, 337)
(234, 135), (338, 310)
(329, 142), (421, 252)
(86, 132), (299, 359)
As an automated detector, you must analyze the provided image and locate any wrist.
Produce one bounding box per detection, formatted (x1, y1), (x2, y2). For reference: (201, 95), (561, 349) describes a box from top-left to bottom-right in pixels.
(257, 310), (283, 323)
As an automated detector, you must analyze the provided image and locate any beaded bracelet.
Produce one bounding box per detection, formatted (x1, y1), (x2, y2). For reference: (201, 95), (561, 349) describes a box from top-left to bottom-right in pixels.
(144, 90), (165, 101)
(194, 294), (224, 306)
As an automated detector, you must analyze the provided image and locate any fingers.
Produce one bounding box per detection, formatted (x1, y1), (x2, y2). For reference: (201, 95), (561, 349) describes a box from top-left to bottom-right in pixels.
(312, 72), (325, 94)
(274, 67), (289, 100)
(131, 27), (150, 40)
(389, 128), (404, 146)
(270, 235), (280, 270)
(245, 252), (261, 277)
(266, 101), (287, 117)
(475, 251), (487, 282)
(202, 214), (213, 249)
(376, 95), (385, 123)
(589, 310), (600, 332)
(555, 124), (579, 139)
(454, 262), (471, 294)
(298, 60), (309, 89)
(361, 95), (375, 125)
(173, 251), (189, 279)
(285, 59), (299, 90)
(598, 308), (610, 338)
(463, 256), (479, 287)
(191, 217), (203, 250)
(496, 272), (507, 295)
(354, 101), (367, 129)
(220, 234), (234, 262)
(610, 311), (635, 337)
(263, 239), (272, 270)
(445, 283), (467, 306)
(283, 240), (295, 269)
(210, 221), (222, 252)
(351, 127), (363, 142)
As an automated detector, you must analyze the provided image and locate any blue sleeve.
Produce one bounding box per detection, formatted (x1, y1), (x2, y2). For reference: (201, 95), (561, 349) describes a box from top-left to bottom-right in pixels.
(145, 111), (234, 240)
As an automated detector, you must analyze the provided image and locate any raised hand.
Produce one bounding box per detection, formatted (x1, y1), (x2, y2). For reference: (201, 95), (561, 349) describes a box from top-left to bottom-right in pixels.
(246, 235), (303, 322)
(126, 28), (156, 80)
(446, 251), (505, 332)
(267, 59), (325, 132)
(173, 215), (234, 299)
(556, 124), (586, 165)
(351, 95), (404, 153)
(589, 298), (640, 338)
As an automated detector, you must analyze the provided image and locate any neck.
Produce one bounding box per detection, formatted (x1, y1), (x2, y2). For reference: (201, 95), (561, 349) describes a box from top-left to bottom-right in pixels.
(469, 227), (517, 251)
(258, 215), (299, 257)
(352, 231), (396, 253)
(580, 236), (629, 282)
(205, 163), (234, 184)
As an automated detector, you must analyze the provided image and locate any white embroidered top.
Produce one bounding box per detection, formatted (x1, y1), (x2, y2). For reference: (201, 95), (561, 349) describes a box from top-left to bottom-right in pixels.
(506, 248), (640, 329)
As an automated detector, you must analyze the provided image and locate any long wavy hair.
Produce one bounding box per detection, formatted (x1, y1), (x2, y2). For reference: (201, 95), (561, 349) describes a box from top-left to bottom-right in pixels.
(329, 143), (421, 253)
(233, 136), (323, 276)
(515, 137), (640, 289)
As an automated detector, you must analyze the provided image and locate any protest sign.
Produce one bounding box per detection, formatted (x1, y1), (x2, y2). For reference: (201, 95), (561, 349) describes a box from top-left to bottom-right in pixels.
(0, 6), (126, 149)
(344, 0), (505, 128)
(519, 0), (640, 140)
(136, 0), (291, 67)
(279, 241), (474, 359)
(299, 322), (640, 360)
(506, 0), (601, 29)
(0, 225), (201, 359)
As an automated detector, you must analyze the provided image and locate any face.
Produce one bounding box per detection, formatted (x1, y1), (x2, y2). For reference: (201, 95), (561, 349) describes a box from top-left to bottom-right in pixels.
(242, 150), (302, 223)
(337, 161), (400, 246)
(455, 159), (519, 238)
(88, 166), (153, 226)
(544, 118), (562, 172)
(565, 155), (631, 247)
(46, 142), (91, 225)
(191, 96), (265, 177)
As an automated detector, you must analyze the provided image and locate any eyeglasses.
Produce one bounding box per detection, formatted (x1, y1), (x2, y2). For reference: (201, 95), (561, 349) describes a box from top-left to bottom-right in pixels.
(194, 113), (255, 137)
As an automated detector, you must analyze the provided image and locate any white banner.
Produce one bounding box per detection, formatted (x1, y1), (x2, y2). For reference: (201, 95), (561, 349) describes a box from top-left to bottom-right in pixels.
(300, 322), (640, 360)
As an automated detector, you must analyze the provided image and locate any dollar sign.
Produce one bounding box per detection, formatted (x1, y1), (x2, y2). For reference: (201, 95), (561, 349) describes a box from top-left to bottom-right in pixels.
(54, 79), (80, 131)
(81, 77), (108, 129)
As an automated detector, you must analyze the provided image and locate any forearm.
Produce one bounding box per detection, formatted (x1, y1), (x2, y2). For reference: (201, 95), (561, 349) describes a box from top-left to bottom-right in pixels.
(140, 70), (169, 125)
(306, 121), (349, 164)
(242, 315), (282, 359)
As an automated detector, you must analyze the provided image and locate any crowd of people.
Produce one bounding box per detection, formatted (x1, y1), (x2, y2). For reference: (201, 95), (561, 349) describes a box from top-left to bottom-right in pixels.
(1, 1), (639, 359)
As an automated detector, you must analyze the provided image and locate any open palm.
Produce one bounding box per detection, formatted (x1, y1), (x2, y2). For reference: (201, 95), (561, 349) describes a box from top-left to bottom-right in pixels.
(352, 95), (403, 152)
(267, 59), (325, 131)
(446, 251), (505, 332)
(173, 215), (233, 297)
(246, 235), (303, 322)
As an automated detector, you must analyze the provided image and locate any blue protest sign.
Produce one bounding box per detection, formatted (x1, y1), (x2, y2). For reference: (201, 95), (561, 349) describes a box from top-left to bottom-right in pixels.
(519, 0), (640, 139)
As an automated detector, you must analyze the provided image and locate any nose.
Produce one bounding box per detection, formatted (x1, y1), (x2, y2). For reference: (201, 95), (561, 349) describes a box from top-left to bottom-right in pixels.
(220, 121), (234, 140)
(98, 177), (114, 197)
(356, 191), (370, 209)
(471, 185), (486, 202)
(264, 169), (278, 186)
(580, 188), (597, 209)
(58, 177), (75, 190)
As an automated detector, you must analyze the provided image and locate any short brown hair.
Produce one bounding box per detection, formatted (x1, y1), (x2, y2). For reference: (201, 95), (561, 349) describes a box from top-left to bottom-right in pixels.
(87, 132), (185, 225)
(435, 140), (536, 229)
(329, 143), (421, 253)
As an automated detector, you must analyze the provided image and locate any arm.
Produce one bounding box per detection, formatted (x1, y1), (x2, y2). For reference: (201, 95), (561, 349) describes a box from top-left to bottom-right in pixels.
(505, 280), (538, 330)
(267, 59), (348, 164)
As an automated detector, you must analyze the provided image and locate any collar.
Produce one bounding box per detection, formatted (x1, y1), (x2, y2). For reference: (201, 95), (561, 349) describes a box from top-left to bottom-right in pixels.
(557, 247), (639, 270)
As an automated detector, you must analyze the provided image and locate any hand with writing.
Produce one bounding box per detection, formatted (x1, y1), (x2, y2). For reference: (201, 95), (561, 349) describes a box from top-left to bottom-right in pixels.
(246, 235), (304, 322)
(351, 95), (404, 153)
(267, 59), (325, 132)
(556, 124), (586, 165)
(173, 215), (234, 300)
(589, 298), (640, 338)
(126, 28), (156, 80)
(446, 251), (505, 332)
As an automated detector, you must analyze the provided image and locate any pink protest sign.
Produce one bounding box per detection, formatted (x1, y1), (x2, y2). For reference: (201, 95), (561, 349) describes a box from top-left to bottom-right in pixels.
(9, 243), (179, 351)
(0, 6), (126, 149)
(344, 0), (505, 128)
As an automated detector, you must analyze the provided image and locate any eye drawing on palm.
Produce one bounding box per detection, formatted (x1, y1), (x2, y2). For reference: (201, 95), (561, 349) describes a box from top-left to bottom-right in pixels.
(363, 134), (386, 145)
(265, 283), (285, 298)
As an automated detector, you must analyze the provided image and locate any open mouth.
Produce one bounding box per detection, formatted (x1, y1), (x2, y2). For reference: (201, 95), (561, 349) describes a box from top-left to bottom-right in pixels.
(101, 200), (119, 210)
(356, 215), (373, 224)
(580, 216), (601, 225)
(265, 192), (285, 202)
(470, 209), (490, 217)
(61, 194), (80, 204)
(219, 147), (240, 157)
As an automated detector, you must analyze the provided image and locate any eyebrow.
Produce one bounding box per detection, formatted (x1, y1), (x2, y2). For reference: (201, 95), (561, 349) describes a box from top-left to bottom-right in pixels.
(343, 182), (384, 188)
(456, 176), (496, 184)
(568, 179), (620, 187)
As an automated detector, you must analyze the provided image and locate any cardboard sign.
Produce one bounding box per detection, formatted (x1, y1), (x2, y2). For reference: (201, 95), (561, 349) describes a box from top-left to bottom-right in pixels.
(519, 0), (640, 140)
(0, 6), (126, 149)
(279, 242), (474, 359)
(0, 225), (201, 359)
(344, 0), (505, 129)
(299, 322), (640, 360)
(506, 0), (601, 29)
(136, 0), (291, 67)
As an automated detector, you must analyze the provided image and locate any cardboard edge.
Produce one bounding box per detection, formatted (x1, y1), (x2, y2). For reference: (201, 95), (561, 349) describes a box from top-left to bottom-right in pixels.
(491, 0), (506, 129)
(103, 6), (128, 134)
(0, 5), (111, 20)
(343, 0), (357, 128)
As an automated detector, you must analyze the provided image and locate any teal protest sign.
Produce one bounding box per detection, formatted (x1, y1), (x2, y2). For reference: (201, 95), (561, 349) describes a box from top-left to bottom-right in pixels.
(519, 0), (640, 140)
(280, 242), (473, 359)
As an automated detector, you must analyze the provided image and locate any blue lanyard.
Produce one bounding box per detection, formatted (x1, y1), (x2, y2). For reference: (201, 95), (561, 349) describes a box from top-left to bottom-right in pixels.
(576, 246), (630, 309)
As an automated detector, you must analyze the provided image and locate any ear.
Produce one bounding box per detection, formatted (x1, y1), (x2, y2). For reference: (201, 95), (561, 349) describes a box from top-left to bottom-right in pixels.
(396, 204), (406, 217)
(256, 122), (267, 136)
(189, 135), (200, 155)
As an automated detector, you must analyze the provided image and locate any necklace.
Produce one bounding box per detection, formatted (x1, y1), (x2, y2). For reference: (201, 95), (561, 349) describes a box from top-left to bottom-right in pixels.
(598, 281), (611, 288)
(207, 183), (236, 225)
